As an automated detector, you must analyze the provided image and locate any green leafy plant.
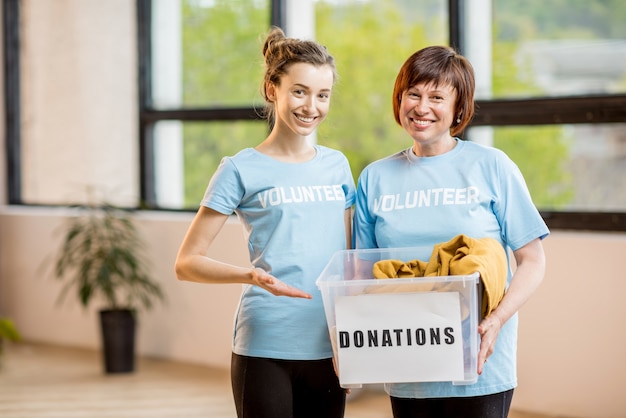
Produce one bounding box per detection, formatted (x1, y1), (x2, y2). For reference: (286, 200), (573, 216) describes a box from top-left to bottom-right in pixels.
(54, 204), (164, 311)
(0, 317), (21, 357)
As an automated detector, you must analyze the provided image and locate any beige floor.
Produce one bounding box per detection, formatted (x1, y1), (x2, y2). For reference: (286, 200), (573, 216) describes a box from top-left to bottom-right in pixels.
(0, 343), (551, 418)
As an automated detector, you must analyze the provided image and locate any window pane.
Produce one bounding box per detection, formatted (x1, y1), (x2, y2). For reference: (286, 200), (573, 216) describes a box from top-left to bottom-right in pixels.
(471, 0), (626, 100)
(151, 0), (269, 109)
(153, 120), (268, 209)
(467, 124), (626, 212)
(314, 0), (448, 180)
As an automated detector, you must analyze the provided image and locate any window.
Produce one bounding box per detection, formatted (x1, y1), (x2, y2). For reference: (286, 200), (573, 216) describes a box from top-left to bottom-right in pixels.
(467, 123), (626, 212)
(144, 0), (271, 208)
(461, 0), (626, 229)
(141, 0), (450, 208)
(4, 0), (626, 230)
(314, 0), (448, 179)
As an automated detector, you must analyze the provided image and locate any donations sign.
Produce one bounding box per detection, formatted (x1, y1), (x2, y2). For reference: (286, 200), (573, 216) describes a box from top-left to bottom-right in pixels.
(334, 291), (464, 385)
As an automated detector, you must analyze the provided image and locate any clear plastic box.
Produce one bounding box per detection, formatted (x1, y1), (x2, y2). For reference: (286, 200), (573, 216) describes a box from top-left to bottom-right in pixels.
(316, 247), (482, 388)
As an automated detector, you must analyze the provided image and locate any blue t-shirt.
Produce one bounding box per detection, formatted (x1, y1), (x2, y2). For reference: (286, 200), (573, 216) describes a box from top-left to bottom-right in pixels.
(354, 139), (549, 398)
(202, 145), (356, 360)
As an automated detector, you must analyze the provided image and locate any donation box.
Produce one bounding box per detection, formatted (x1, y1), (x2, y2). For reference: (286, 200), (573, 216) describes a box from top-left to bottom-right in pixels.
(316, 247), (481, 388)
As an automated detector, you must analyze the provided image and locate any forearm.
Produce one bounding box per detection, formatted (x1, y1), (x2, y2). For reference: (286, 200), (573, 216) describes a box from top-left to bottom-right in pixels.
(175, 253), (254, 285)
(489, 264), (543, 328)
(476, 238), (546, 371)
(488, 239), (546, 325)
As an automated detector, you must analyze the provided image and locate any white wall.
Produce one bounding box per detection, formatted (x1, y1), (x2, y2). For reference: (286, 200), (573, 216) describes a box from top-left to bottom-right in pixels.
(1, 207), (626, 417)
(514, 232), (626, 417)
(19, 0), (138, 206)
(0, 207), (247, 369)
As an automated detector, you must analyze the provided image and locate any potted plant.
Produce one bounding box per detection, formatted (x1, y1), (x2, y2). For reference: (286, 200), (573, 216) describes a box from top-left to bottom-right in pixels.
(53, 203), (164, 374)
(0, 317), (21, 368)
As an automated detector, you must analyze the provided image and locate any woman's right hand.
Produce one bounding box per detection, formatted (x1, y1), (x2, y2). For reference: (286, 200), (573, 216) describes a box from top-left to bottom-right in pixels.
(250, 267), (312, 299)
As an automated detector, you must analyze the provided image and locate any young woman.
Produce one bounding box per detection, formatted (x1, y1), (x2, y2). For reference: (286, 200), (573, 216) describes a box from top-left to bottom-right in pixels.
(175, 27), (354, 418)
(353, 45), (549, 418)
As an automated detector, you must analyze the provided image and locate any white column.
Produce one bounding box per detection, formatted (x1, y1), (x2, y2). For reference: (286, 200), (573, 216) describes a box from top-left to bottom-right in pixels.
(285, 0), (315, 40)
(285, 0), (318, 145)
(464, 0), (494, 146)
(152, 0), (184, 208)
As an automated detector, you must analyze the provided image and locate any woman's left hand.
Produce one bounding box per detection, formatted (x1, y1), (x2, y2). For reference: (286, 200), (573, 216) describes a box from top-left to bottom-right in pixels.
(477, 313), (503, 374)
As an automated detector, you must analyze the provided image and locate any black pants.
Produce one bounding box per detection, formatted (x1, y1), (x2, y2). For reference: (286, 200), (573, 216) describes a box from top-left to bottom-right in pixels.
(390, 389), (514, 418)
(231, 353), (346, 418)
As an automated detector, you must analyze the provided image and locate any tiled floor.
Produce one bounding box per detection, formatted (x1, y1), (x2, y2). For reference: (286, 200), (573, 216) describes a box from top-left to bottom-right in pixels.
(0, 342), (552, 418)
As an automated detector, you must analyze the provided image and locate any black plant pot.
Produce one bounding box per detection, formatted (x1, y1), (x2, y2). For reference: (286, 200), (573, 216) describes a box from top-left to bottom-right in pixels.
(99, 309), (136, 374)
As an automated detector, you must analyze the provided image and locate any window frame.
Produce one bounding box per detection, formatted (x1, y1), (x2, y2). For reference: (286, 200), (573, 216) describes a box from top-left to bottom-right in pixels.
(3, 0), (21, 204)
(3, 0), (626, 231)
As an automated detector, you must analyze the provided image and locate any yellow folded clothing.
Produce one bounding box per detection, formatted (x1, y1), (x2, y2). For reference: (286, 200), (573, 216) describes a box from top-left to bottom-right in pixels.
(372, 258), (428, 278)
(372, 234), (508, 318)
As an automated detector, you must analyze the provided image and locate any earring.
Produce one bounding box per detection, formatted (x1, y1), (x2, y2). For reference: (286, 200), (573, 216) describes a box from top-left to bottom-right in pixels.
(456, 116), (461, 124)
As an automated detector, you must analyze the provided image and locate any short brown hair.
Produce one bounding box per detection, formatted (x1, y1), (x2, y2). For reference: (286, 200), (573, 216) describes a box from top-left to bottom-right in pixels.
(392, 46), (475, 137)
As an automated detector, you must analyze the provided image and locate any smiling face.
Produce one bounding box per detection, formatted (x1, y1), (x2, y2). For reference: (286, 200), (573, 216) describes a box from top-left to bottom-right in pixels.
(266, 62), (334, 138)
(399, 81), (458, 155)
(392, 46), (476, 144)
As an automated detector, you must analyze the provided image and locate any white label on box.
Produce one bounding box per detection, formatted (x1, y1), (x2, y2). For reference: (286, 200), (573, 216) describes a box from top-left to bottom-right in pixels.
(335, 291), (464, 385)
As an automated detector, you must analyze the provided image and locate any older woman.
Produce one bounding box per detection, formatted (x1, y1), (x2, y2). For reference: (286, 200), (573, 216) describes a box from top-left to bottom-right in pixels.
(353, 45), (549, 418)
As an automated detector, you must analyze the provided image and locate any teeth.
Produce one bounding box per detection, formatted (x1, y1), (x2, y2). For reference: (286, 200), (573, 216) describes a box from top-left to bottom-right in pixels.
(296, 115), (314, 123)
(415, 120), (430, 125)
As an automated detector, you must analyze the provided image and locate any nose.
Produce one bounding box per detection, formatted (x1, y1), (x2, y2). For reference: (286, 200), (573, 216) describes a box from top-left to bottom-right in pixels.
(413, 98), (428, 114)
(303, 95), (316, 112)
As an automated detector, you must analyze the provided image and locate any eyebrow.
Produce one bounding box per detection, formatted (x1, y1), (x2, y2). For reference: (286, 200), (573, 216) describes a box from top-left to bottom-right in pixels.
(408, 87), (450, 95)
(292, 83), (331, 91)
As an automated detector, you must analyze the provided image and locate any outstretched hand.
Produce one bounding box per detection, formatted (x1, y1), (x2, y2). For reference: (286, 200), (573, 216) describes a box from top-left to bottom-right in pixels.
(250, 267), (312, 299)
